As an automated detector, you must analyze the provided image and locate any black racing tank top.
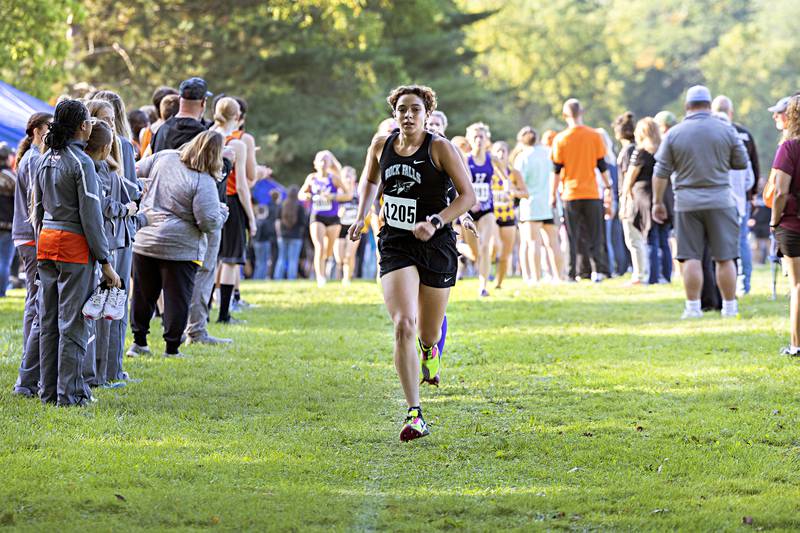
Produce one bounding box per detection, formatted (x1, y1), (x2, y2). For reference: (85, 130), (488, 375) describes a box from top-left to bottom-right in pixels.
(379, 131), (451, 240)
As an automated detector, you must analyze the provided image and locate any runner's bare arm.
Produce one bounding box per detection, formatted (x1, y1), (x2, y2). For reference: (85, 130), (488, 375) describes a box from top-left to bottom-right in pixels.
(431, 137), (475, 224)
(331, 172), (353, 202)
(297, 174), (315, 201)
(550, 170), (561, 208)
(230, 139), (257, 234)
(651, 176), (669, 223)
(348, 135), (388, 241)
(770, 169), (792, 227)
(329, 153), (343, 178)
(242, 133), (258, 187)
(491, 155), (509, 183)
(509, 168), (529, 199)
(624, 165), (642, 198)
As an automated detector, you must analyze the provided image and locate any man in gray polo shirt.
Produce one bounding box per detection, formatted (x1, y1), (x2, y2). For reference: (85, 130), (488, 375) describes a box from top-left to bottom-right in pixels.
(652, 85), (749, 319)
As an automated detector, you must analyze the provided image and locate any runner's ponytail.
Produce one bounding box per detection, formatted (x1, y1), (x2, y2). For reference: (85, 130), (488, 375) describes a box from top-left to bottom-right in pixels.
(44, 100), (88, 150)
(17, 112), (53, 160)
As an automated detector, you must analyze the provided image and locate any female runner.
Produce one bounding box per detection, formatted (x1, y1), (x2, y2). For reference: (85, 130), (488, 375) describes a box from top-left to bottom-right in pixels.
(490, 141), (528, 289)
(212, 97), (255, 323)
(462, 123), (508, 297)
(300, 151), (352, 287)
(348, 85), (475, 441)
(334, 166), (361, 285)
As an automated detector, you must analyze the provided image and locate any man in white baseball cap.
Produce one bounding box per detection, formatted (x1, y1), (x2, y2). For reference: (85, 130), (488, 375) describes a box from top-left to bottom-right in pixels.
(769, 96), (791, 133)
(651, 85), (749, 319)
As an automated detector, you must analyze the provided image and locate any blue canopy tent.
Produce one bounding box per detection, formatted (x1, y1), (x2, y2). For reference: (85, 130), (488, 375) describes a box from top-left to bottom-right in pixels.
(0, 81), (54, 148)
(252, 178), (287, 205)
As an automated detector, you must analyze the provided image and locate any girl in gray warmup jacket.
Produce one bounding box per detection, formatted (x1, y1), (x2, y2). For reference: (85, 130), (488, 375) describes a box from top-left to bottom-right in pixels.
(33, 99), (121, 406)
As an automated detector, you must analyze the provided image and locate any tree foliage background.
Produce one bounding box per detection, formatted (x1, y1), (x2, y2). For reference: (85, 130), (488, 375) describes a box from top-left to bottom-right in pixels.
(3, 0), (799, 182)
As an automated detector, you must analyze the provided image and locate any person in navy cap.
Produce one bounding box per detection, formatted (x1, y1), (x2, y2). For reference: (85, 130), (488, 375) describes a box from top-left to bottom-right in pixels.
(151, 77), (213, 153)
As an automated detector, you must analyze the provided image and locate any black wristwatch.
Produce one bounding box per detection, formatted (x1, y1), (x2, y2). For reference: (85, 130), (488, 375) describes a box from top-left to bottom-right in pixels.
(429, 214), (444, 230)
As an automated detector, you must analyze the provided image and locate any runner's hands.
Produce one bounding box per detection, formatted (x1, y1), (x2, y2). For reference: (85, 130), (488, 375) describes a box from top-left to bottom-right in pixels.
(126, 202), (138, 216)
(101, 263), (122, 288)
(250, 218), (257, 237)
(461, 216), (478, 239)
(348, 219), (365, 241)
(414, 220), (436, 242)
(652, 202), (667, 224)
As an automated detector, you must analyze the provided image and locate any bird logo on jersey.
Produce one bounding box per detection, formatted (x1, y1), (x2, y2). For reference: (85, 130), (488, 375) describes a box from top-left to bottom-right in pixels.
(388, 180), (416, 195)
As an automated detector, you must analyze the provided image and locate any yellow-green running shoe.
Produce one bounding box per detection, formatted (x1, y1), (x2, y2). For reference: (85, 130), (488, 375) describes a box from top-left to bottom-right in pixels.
(419, 339), (441, 386)
(400, 407), (430, 442)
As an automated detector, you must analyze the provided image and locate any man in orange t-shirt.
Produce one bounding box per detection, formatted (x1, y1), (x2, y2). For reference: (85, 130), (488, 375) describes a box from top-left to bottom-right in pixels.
(550, 98), (612, 281)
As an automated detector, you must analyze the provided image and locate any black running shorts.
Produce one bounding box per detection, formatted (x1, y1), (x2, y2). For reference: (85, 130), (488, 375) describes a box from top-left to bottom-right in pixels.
(470, 209), (494, 223)
(776, 226), (800, 258)
(220, 194), (247, 265)
(496, 218), (517, 228)
(310, 214), (341, 227)
(378, 228), (458, 288)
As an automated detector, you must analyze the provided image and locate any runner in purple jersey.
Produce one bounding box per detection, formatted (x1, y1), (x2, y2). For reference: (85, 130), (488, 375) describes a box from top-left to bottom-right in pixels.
(299, 150), (352, 287)
(462, 122), (506, 297)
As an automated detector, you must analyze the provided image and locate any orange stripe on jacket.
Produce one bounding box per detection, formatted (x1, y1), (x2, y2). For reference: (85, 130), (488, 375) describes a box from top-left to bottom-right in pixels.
(37, 229), (90, 264)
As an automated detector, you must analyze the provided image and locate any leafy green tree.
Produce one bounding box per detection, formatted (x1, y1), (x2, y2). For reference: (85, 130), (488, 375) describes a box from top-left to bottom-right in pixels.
(0, 0), (79, 99)
(700, 0), (800, 177)
(66, 0), (490, 180)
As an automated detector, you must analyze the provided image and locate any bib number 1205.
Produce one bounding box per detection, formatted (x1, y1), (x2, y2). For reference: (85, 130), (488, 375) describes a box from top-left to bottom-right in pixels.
(383, 195), (417, 231)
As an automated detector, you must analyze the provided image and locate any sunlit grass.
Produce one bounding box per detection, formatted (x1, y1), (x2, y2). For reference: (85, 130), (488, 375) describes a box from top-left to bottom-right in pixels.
(1, 266), (798, 530)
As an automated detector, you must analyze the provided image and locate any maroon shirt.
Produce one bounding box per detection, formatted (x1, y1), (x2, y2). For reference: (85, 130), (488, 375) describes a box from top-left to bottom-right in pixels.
(773, 138), (800, 234)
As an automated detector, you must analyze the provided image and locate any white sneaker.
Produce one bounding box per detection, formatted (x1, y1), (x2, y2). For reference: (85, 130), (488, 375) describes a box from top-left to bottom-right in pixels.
(102, 287), (127, 320)
(83, 286), (108, 320)
(721, 309), (739, 319)
(681, 309), (703, 319)
(126, 343), (151, 357)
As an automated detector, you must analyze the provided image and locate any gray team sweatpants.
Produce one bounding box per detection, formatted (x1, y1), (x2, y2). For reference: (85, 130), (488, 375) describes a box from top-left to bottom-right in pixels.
(13, 245), (40, 395)
(106, 245), (132, 381)
(38, 259), (94, 406)
(185, 229), (221, 339)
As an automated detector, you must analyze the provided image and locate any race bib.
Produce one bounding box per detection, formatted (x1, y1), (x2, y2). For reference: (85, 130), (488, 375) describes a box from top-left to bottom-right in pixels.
(313, 194), (332, 212)
(383, 195), (417, 231)
(493, 190), (511, 206)
(473, 182), (490, 203)
(340, 205), (358, 225)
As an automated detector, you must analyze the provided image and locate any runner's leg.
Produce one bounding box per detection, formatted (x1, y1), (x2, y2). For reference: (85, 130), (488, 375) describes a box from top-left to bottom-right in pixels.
(477, 214), (497, 294)
(786, 256), (800, 347)
(309, 221), (327, 284)
(381, 266), (421, 408)
(541, 223), (563, 280)
(495, 225), (516, 288)
(417, 284), (449, 349)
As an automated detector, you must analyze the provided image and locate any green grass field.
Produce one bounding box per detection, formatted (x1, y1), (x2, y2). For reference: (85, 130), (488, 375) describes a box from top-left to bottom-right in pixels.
(1, 268), (799, 531)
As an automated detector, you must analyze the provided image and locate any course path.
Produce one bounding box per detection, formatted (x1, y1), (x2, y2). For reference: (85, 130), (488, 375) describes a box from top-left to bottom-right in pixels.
(0, 269), (798, 529)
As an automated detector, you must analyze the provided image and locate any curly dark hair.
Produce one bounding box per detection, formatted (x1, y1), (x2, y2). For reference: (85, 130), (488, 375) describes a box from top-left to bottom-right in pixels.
(45, 99), (88, 150)
(785, 96), (800, 141)
(613, 111), (636, 142)
(387, 85), (437, 113)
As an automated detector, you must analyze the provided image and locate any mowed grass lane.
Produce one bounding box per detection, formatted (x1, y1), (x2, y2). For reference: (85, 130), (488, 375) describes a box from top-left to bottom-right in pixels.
(0, 268), (798, 531)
